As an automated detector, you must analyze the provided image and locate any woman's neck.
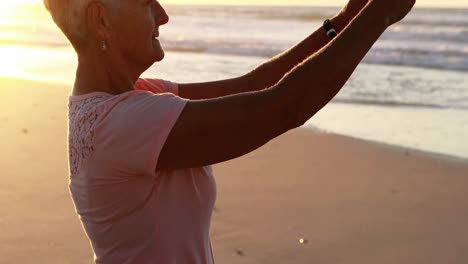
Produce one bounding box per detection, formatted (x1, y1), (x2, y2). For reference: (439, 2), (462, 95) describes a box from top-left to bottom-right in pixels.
(73, 50), (141, 96)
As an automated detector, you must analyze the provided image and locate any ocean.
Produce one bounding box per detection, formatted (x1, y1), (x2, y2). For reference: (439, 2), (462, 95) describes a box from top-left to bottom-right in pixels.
(1, 3), (467, 161)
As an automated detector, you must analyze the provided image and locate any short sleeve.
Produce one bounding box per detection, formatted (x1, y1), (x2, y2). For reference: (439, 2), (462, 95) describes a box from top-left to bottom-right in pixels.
(135, 78), (179, 96)
(93, 91), (189, 179)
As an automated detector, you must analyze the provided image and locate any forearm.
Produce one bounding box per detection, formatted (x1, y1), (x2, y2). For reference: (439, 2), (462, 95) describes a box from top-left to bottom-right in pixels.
(273, 1), (388, 126)
(246, 11), (351, 90)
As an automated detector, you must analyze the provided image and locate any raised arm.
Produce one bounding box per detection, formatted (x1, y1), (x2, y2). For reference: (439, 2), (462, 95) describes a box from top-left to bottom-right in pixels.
(157, 0), (415, 171)
(177, 0), (369, 100)
(271, 0), (416, 126)
(245, 0), (370, 90)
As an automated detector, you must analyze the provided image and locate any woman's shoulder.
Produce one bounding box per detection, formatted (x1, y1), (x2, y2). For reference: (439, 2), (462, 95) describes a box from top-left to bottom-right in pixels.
(69, 77), (175, 97)
(135, 78), (178, 95)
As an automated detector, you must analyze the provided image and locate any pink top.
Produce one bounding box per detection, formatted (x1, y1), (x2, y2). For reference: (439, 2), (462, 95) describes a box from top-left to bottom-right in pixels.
(67, 78), (217, 264)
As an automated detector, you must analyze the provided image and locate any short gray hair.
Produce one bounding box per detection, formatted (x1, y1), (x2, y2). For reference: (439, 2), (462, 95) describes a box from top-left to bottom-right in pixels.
(43, 0), (118, 51)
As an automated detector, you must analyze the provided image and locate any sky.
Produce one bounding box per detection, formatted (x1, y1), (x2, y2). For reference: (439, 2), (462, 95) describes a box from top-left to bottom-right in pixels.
(1, 0), (468, 8)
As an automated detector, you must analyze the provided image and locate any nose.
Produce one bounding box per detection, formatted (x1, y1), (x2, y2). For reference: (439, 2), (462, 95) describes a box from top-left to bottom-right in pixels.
(155, 1), (169, 26)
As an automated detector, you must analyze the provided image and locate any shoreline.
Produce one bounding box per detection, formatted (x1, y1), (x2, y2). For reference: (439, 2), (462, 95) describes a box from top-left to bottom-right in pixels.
(303, 126), (468, 165)
(1, 76), (467, 164)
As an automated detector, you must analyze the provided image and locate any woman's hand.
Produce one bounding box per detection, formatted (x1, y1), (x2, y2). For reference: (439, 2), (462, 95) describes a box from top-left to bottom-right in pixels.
(329, 0), (370, 34)
(340, 0), (370, 21)
(375, 0), (417, 27)
(337, 0), (416, 28)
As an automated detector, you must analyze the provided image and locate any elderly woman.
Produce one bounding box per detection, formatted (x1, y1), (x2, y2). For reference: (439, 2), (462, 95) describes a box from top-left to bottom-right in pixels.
(43, 0), (414, 263)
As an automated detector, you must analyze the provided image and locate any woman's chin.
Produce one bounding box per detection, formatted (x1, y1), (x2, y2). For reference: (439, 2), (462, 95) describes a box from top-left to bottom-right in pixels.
(152, 39), (165, 60)
(152, 46), (165, 62)
(155, 50), (165, 61)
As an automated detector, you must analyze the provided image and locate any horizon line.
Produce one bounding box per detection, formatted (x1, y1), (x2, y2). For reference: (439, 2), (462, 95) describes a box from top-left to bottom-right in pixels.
(16, 1), (468, 9)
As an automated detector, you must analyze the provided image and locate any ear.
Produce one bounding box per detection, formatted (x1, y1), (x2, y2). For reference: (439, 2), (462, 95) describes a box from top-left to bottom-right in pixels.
(86, 0), (112, 40)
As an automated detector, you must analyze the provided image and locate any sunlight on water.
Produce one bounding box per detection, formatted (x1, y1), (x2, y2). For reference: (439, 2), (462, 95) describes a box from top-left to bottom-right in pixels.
(0, 45), (29, 78)
(0, 45), (77, 84)
(0, 1), (48, 35)
(0, 2), (75, 84)
(0, 3), (17, 26)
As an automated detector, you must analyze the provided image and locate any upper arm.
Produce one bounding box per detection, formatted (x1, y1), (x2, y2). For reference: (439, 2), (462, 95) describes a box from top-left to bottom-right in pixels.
(135, 78), (179, 95)
(177, 74), (252, 100)
(156, 87), (298, 170)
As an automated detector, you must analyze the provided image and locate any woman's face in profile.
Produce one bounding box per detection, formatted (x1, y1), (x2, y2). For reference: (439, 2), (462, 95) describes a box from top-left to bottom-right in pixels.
(108, 0), (169, 68)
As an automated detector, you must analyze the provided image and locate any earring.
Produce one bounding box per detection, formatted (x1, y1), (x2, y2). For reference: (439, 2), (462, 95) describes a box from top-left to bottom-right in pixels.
(101, 40), (107, 51)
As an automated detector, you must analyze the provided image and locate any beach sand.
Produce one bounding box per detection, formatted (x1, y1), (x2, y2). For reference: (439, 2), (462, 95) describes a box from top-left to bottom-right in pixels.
(1, 77), (467, 263)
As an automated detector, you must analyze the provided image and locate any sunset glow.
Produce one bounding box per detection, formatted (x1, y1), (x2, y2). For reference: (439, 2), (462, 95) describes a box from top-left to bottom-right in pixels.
(1, 0), (468, 8)
(160, 0), (468, 8)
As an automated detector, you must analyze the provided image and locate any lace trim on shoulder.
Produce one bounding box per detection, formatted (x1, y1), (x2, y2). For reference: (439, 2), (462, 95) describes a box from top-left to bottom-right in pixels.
(68, 95), (110, 177)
